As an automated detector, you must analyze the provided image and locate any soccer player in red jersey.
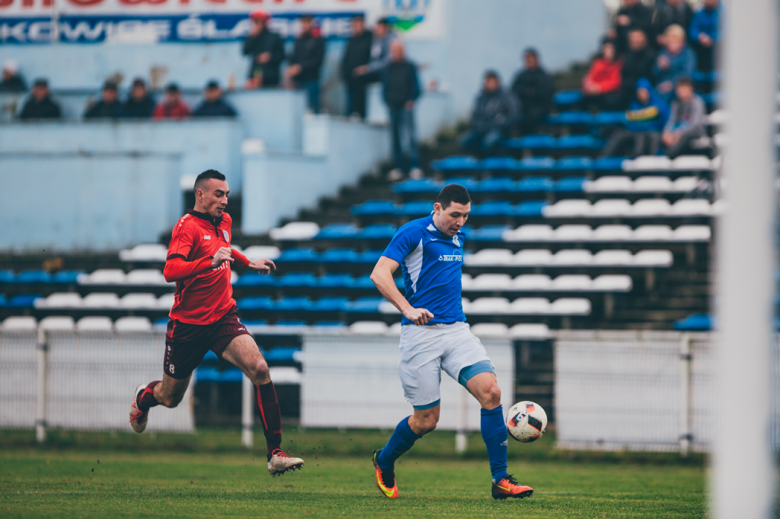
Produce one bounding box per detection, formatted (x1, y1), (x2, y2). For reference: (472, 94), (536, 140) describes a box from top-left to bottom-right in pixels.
(129, 169), (304, 476)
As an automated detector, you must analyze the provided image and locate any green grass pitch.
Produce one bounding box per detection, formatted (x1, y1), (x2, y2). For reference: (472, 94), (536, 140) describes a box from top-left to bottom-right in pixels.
(0, 428), (706, 518)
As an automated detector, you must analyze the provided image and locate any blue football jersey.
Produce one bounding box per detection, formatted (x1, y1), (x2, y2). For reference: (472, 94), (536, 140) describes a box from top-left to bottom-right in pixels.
(381, 215), (466, 325)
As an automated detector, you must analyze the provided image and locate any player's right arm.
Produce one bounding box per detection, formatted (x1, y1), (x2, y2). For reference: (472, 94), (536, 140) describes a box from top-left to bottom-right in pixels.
(371, 257), (433, 326)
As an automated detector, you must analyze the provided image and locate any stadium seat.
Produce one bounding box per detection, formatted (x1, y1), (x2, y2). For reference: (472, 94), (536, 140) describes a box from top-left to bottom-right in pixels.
(710, 199), (726, 216)
(633, 176), (673, 192)
(264, 348), (301, 363)
(346, 297), (383, 312)
(234, 273), (276, 286)
(509, 323), (551, 339)
(549, 298), (591, 315)
(470, 274), (513, 290)
(674, 313), (713, 331)
(120, 293), (158, 309)
(356, 250), (384, 263)
(277, 273), (318, 287)
(311, 297), (350, 312)
(553, 225), (593, 241)
(157, 293), (175, 309)
(551, 275), (592, 291)
(36, 292), (82, 308)
(633, 225), (674, 241)
(623, 155), (672, 172)
(553, 90), (582, 106)
(393, 178), (442, 193)
(512, 274), (553, 290)
(469, 225), (511, 241)
(503, 224), (554, 242)
(479, 157), (518, 171)
(557, 135), (605, 149)
(278, 248), (319, 262)
(447, 177), (480, 190)
(0, 270), (14, 283)
(671, 155), (714, 171)
(592, 275), (633, 291)
(76, 316), (113, 332)
(464, 249), (514, 266)
(8, 294), (40, 308)
(352, 275), (377, 289)
(317, 274), (355, 288)
(378, 301), (401, 314)
(513, 249), (554, 266)
(474, 177), (515, 192)
(584, 176), (633, 192)
(552, 177), (587, 194)
(126, 269), (168, 285)
(316, 224), (361, 239)
(514, 201), (548, 216)
(397, 201), (434, 216)
(276, 297), (313, 311)
(515, 176), (554, 192)
(469, 297), (511, 314)
(430, 156), (479, 171)
(592, 157), (626, 171)
(555, 157), (593, 171)
(349, 321), (389, 334)
(470, 323), (509, 337)
(82, 293), (120, 308)
(671, 177), (701, 192)
(593, 250), (634, 265)
(115, 316), (153, 332)
(269, 222), (320, 241)
(633, 250), (674, 267)
(39, 316), (75, 331)
(706, 108), (727, 125)
(503, 134), (557, 150)
(593, 225), (633, 241)
(274, 321), (309, 329)
(1, 316), (37, 331)
(360, 224), (397, 240)
(546, 111), (593, 125)
(0, 294), (5, 307)
(593, 111), (627, 125)
(552, 250), (593, 266)
(352, 200), (397, 215)
(672, 225), (711, 241)
(242, 246), (282, 261)
(312, 321), (347, 329)
(543, 199), (592, 217)
(630, 199), (672, 216)
(320, 249), (359, 263)
(15, 270), (52, 284)
(472, 201), (514, 216)
(237, 297), (276, 311)
(509, 298), (550, 314)
(591, 199), (632, 217)
(671, 199), (711, 216)
(118, 244), (168, 262)
(80, 269), (126, 285)
(515, 157), (556, 171)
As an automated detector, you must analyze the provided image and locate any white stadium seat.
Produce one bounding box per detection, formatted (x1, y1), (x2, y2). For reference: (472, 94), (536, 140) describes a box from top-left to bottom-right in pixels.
(1, 316), (37, 331)
(115, 316), (153, 333)
(552, 250), (593, 266)
(593, 250), (634, 265)
(76, 316), (113, 332)
(349, 321), (389, 334)
(379, 301), (401, 314)
(711, 155), (722, 170)
(242, 246), (282, 261)
(584, 176), (633, 193)
(672, 155), (714, 171)
(672, 225), (711, 241)
(707, 109), (727, 125)
(671, 176), (701, 192)
(633, 250), (674, 267)
(633, 176), (673, 192)
(509, 323), (550, 339)
(461, 298), (472, 312)
(623, 155), (671, 171)
(592, 275), (633, 291)
(542, 199), (592, 217)
(592, 199), (632, 217)
(633, 225), (674, 241)
(513, 249), (554, 266)
(593, 225), (633, 241)
(469, 297), (510, 314)
(126, 269), (169, 285)
(35, 292), (82, 309)
(460, 274), (473, 289)
(157, 293), (176, 309)
(549, 298), (591, 315)
(553, 225), (593, 241)
(82, 293), (121, 309)
(551, 275), (592, 291)
(387, 322), (403, 335)
(509, 298), (550, 314)
(118, 244), (168, 262)
(471, 274), (513, 290)
(503, 224), (554, 242)
(710, 199), (726, 215)
(671, 199), (711, 216)
(269, 222), (320, 241)
(79, 269), (126, 285)
(120, 293), (158, 309)
(512, 275), (552, 290)
(39, 316), (76, 331)
(464, 249), (514, 266)
(470, 323), (509, 337)
(631, 199), (672, 216)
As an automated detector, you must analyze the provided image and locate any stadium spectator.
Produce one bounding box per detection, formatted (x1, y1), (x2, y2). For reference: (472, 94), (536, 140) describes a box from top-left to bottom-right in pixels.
(602, 78), (669, 158)
(284, 14), (326, 114)
(653, 24), (696, 101)
(242, 10), (285, 89)
(84, 81), (123, 120)
(662, 76), (705, 158)
(0, 59), (26, 92)
(340, 14), (373, 119)
(460, 71), (518, 155)
(192, 81), (237, 117)
(620, 29), (655, 106)
(18, 79), (61, 120)
(652, 0), (694, 47)
(122, 78), (155, 119)
(689, 0), (720, 73)
(510, 48), (555, 135)
(152, 83), (190, 120)
(609, 0), (653, 53)
(582, 40), (623, 111)
(383, 39), (422, 181)
(354, 18), (398, 82)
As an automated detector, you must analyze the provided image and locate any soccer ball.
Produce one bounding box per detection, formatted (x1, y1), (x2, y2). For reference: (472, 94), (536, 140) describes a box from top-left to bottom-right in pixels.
(506, 401), (547, 443)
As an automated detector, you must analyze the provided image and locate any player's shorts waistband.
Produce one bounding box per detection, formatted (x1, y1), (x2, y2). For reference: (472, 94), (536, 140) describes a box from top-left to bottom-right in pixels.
(401, 321), (467, 329)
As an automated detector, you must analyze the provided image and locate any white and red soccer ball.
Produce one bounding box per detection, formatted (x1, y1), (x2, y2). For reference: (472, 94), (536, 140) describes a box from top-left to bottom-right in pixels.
(506, 401), (547, 443)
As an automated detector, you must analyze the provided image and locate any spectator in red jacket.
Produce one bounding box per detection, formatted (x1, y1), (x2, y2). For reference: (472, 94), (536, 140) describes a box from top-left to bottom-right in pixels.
(582, 40), (623, 111)
(152, 83), (190, 120)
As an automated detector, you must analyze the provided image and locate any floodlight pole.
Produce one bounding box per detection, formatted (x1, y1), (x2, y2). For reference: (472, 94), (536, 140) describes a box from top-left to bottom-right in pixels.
(713, 0), (778, 516)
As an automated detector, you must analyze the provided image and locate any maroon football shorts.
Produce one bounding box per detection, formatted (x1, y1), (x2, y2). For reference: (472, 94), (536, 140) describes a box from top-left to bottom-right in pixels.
(164, 305), (252, 379)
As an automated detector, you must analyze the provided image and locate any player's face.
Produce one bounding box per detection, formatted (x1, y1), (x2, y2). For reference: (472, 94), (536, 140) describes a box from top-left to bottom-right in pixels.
(198, 179), (230, 218)
(435, 202), (470, 236)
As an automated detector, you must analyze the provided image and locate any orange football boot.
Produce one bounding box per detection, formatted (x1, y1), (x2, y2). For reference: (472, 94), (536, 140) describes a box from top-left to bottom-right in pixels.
(372, 450), (399, 499)
(492, 474), (533, 500)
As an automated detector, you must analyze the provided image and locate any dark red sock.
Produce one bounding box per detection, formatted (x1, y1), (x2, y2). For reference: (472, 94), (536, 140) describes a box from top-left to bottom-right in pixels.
(137, 381), (161, 412)
(256, 382), (282, 456)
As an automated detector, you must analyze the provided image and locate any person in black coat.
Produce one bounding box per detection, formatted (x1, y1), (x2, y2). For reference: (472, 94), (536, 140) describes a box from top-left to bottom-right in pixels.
(510, 48), (555, 135)
(84, 81), (123, 119)
(242, 10), (285, 89)
(284, 15), (326, 113)
(652, 0), (694, 47)
(0, 60), (27, 92)
(610, 0), (653, 53)
(122, 78), (155, 118)
(340, 15), (373, 119)
(193, 81), (238, 117)
(18, 79), (61, 120)
(621, 28), (656, 107)
(382, 40), (422, 180)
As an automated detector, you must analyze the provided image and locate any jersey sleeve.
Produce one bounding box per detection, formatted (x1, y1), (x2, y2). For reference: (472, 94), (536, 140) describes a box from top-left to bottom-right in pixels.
(167, 219), (198, 260)
(382, 224), (421, 265)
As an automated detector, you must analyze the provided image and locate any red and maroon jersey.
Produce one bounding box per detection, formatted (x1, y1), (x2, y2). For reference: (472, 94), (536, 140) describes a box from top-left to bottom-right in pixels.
(166, 210), (238, 325)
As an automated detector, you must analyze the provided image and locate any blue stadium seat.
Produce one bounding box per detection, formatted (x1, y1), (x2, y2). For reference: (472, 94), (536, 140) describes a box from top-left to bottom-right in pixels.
(554, 90), (583, 106)
(312, 297), (350, 312)
(553, 177), (588, 192)
(515, 176), (554, 192)
(275, 320), (309, 327)
(316, 224), (361, 239)
(15, 270), (52, 284)
(700, 92), (720, 105)
(360, 224), (397, 240)
(479, 157), (518, 171)
(0, 270), (14, 284)
(241, 320), (268, 327)
(237, 297), (276, 311)
(546, 111), (593, 125)
(276, 297), (313, 311)
(52, 271), (83, 284)
(356, 250), (384, 263)
(692, 70), (718, 83)
(353, 275), (378, 289)
(8, 294), (40, 308)
(397, 201), (434, 216)
(235, 273), (277, 286)
(346, 297), (383, 312)
(317, 274), (355, 288)
(395, 277), (405, 289)
(320, 249), (359, 263)
(472, 177), (514, 192)
(430, 156), (479, 171)
(0, 294), (6, 307)
(446, 177), (479, 190)
(469, 225), (510, 241)
(277, 273), (318, 287)
(196, 367), (243, 383)
(313, 321), (347, 328)
(674, 313), (714, 331)
(593, 156), (626, 171)
(203, 351), (219, 362)
(503, 134), (557, 150)
(556, 157), (593, 171)
(593, 111), (627, 125)
(515, 157), (556, 171)
(393, 178), (442, 193)
(514, 201), (549, 216)
(556, 135), (606, 149)
(154, 318), (169, 327)
(264, 347), (300, 363)
(471, 201), (514, 216)
(352, 200), (397, 215)
(278, 248), (319, 262)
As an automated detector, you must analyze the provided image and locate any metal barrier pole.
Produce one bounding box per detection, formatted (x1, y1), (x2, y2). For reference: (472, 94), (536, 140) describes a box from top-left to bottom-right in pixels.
(35, 329), (47, 443)
(241, 375), (254, 448)
(679, 333), (691, 457)
(455, 384), (468, 453)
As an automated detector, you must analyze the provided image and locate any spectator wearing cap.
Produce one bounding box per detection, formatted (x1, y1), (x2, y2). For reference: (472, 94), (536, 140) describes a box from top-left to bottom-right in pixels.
(242, 10), (285, 89)
(340, 14), (373, 119)
(602, 78), (669, 158)
(653, 24), (696, 101)
(284, 14), (326, 113)
(662, 76), (705, 158)
(689, 0), (720, 73)
(652, 0), (694, 47)
(193, 81), (237, 117)
(84, 81), (123, 119)
(19, 79), (61, 120)
(0, 59), (26, 92)
(461, 71), (518, 156)
(122, 78), (155, 118)
(620, 28), (655, 106)
(152, 83), (190, 120)
(582, 40), (623, 111)
(510, 48), (555, 134)
(609, 0), (653, 53)
(353, 18), (398, 83)
(383, 39), (422, 181)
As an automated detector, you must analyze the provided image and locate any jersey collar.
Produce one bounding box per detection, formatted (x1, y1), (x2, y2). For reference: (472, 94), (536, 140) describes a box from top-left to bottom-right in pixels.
(425, 214), (461, 240)
(187, 209), (223, 227)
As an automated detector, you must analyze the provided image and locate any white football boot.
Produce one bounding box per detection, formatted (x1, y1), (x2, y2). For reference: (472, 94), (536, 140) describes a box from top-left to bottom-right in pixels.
(267, 449), (304, 476)
(129, 383), (150, 433)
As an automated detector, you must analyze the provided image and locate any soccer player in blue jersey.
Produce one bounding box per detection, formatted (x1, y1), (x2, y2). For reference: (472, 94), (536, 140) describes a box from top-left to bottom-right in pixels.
(369, 184), (533, 500)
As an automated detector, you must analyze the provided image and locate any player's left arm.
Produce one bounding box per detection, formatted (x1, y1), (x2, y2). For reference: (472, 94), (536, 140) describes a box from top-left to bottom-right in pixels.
(231, 249), (276, 275)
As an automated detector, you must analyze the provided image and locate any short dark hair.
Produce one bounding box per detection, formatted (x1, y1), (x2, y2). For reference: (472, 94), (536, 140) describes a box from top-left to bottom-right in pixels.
(205, 80), (220, 90)
(436, 184), (471, 210)
(131, 78), (146, 88)
(377, 17), (391, 26)
(675, 75), (694, 88)
(353, 14), (365, 21)
(103, 81), (118, 92)
(484, 70), (500, 82)
(523, 47), (539, 58)
(194, 169), (226, 192)
(33, 78), (48, 88)
(300, 14), (313, 21)
(165, 82), (180, 93)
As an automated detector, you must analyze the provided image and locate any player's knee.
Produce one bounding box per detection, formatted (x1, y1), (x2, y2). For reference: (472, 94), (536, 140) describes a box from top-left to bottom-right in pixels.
(484, 384), (502, 408)
(419, 415), (438, 435)
(248, 358), (270, 385)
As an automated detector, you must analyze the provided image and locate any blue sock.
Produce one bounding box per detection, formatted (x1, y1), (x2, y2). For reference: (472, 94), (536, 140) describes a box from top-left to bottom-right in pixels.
(377, 416), (421, 470)
(481, 405), (508, 482)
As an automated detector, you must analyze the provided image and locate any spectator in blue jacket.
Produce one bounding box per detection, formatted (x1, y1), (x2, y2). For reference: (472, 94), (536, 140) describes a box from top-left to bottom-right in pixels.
(192, 81), (237, 117)
(662, 76), (705, 158)
(461, 71), (518, 155)
(689, 0), (720, 72)
(653, 24), (696, 102)
(602, 78), (669, 158)
(382, 39), (421, 181)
